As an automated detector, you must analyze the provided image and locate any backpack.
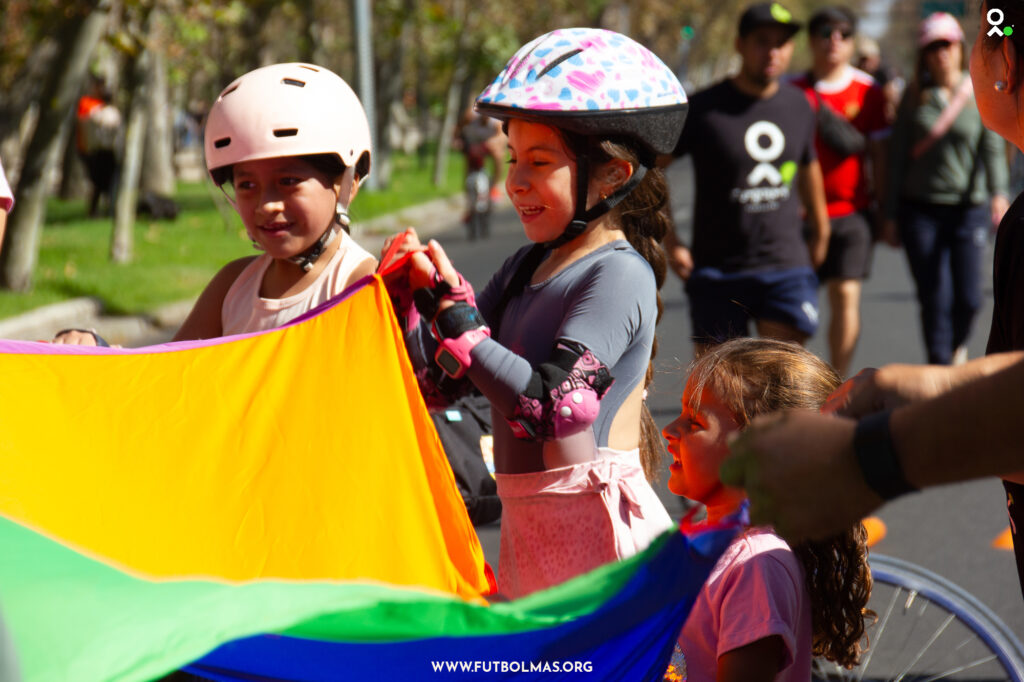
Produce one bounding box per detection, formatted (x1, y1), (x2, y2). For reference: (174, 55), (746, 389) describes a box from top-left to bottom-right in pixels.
(430, 391), (501, 526)
(84, 104), (121, 153)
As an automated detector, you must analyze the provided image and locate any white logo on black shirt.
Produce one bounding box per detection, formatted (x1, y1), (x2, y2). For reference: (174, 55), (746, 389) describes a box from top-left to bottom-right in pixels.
(732, 120), (795, 212)
(745, 121), (785, 186)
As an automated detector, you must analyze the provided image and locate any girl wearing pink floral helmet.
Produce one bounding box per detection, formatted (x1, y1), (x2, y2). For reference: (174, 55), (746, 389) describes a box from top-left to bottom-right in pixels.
(387, 28), (689, 597)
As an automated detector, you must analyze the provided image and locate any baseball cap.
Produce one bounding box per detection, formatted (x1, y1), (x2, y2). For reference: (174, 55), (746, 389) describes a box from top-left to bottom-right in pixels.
(918, 12), (964, 47)
(739, 2), (802, 38)
(808, 6), (858, 36)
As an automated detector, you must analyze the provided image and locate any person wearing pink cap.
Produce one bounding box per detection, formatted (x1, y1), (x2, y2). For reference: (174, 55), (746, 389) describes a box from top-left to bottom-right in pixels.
(882, 12), (1010, 366)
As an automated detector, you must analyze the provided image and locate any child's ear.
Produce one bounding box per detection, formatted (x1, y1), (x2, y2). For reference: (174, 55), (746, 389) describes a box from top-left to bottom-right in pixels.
(600, 158), (634, 193)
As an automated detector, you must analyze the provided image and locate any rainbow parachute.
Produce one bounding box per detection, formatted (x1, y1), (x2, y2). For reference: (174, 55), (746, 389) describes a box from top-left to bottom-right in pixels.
(0, 277), (733, 681)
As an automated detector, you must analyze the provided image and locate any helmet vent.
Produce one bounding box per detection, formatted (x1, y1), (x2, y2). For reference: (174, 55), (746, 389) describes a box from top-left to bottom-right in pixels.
(221, 84), (239, 98)
(273, 128), (299, 138)
(538, 49), (583, 78)
(282, 78), (307, 88)
(213, 137), (231, 149)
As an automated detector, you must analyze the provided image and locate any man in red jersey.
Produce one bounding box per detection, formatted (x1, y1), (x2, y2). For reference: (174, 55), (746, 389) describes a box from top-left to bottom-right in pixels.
(792, 6), (890, 377)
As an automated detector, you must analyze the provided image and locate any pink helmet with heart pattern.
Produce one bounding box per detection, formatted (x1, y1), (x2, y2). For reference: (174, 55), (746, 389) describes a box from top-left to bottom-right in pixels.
(475, 28), (687, 156)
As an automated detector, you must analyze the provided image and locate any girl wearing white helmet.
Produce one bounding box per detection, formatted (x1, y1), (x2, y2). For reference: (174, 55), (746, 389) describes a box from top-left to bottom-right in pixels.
(172, 62), (377, 340)
(386, 28), (688, 597)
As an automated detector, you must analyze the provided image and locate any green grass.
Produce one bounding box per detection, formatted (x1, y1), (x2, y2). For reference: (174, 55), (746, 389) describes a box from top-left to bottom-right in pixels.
(0, 151), (465, 319)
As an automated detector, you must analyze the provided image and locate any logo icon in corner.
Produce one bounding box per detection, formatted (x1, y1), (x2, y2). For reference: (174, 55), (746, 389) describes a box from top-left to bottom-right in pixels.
(988, 8), (1014, 37)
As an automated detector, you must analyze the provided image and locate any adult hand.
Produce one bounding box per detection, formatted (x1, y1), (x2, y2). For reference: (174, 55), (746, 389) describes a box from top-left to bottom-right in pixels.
(822, 364), (955, 417)
(878, 218), (901, 248)
(667, 244), (694, 281)
(720, 410), (881, 542)
(991, 194), (1011, 230)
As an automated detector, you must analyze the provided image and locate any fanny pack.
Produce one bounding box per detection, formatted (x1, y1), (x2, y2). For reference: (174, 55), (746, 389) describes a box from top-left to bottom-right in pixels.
(807, 74), (866, 157)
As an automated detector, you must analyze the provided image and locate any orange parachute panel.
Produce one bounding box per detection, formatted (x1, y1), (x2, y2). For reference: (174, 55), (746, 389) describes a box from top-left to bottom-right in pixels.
(0, 277), (488, 601)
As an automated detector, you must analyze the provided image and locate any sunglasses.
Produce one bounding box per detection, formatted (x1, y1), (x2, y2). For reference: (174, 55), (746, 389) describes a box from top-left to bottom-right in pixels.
(924, 39), (954, 52)
(817, 25), (854, 40)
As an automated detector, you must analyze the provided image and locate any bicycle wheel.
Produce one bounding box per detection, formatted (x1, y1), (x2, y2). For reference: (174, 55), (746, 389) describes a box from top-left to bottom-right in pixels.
(813, 554), (1024, 681)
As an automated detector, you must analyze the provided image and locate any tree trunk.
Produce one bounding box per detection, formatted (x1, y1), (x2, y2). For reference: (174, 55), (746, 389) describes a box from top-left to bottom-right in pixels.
(58, 129), (90, 200)
(0, 1), (112, 292)
(112, 44), (151, 263)
(141, 8), (175, 197)
(0, 38), (58, 158)
(432, 0), (468, 188)
(373, 0), (412, 189)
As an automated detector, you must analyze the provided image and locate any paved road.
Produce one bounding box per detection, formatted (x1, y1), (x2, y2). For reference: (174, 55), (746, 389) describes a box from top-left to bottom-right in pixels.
(434, 159), (1023, 639)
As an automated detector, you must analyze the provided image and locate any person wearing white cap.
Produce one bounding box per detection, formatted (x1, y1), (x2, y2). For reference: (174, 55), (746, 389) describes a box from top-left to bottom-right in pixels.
(881, 12), (1010, 366)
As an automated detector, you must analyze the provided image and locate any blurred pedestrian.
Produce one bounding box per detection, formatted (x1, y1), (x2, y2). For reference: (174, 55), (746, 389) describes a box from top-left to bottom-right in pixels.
(0, 155), (12, 256)
(855, 35), (904, 124)
(663, 2), (830, 356)
(792, 6), (890, 377)
(75, 76), (122, 218)
(883, 12), (1010, 365)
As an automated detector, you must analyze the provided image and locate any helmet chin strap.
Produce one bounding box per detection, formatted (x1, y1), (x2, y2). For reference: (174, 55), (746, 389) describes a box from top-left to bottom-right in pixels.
(543, 144), (650, 250)
(287, 167), (357, 272)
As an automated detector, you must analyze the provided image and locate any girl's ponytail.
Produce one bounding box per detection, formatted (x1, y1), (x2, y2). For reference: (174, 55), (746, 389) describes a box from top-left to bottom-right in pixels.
(593, 138), (671, 482)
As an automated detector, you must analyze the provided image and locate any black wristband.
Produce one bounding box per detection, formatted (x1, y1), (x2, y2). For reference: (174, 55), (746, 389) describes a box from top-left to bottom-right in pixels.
(853, 410), (918, 501)
(432, 302), (486, 339)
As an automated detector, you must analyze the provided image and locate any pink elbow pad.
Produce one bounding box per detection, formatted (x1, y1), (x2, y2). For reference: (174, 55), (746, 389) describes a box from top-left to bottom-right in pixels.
(550, 384), (603, 439)
(507, 344), (614, 441)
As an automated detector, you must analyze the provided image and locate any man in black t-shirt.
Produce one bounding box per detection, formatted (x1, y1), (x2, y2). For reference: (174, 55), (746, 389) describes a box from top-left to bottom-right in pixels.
(664, 2), (830, 356)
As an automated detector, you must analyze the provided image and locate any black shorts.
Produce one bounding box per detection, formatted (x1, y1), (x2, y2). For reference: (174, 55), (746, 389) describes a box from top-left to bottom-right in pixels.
(685, 266), (820, 345)
(817, 211), (873, 281)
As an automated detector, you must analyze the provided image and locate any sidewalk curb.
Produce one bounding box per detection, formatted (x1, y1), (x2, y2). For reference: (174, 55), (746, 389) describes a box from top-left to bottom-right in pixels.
(0, 193), (489, 345)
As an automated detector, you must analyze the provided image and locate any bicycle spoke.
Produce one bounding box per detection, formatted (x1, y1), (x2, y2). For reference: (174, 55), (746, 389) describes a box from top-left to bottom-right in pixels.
(895, 612), (954, 681)
(858, 584), (902, 681)
(919, 653), (1000, 681)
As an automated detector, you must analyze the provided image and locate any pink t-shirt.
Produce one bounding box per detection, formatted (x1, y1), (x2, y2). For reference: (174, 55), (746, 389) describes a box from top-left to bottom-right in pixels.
(675, 527), (812, 682)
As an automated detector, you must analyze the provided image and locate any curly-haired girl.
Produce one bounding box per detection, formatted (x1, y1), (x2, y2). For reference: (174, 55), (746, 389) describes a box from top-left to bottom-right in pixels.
(662, 338), (872, 681)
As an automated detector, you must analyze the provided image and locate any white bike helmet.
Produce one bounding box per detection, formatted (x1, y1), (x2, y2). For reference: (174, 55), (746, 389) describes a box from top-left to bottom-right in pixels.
(476, 28), (688, 246)
(203, 63), (372, 270)
(205, 62), (371, 181)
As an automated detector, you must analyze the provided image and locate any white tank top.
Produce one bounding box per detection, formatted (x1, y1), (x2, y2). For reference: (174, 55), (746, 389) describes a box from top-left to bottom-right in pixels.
(220, 230), (376, 335)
